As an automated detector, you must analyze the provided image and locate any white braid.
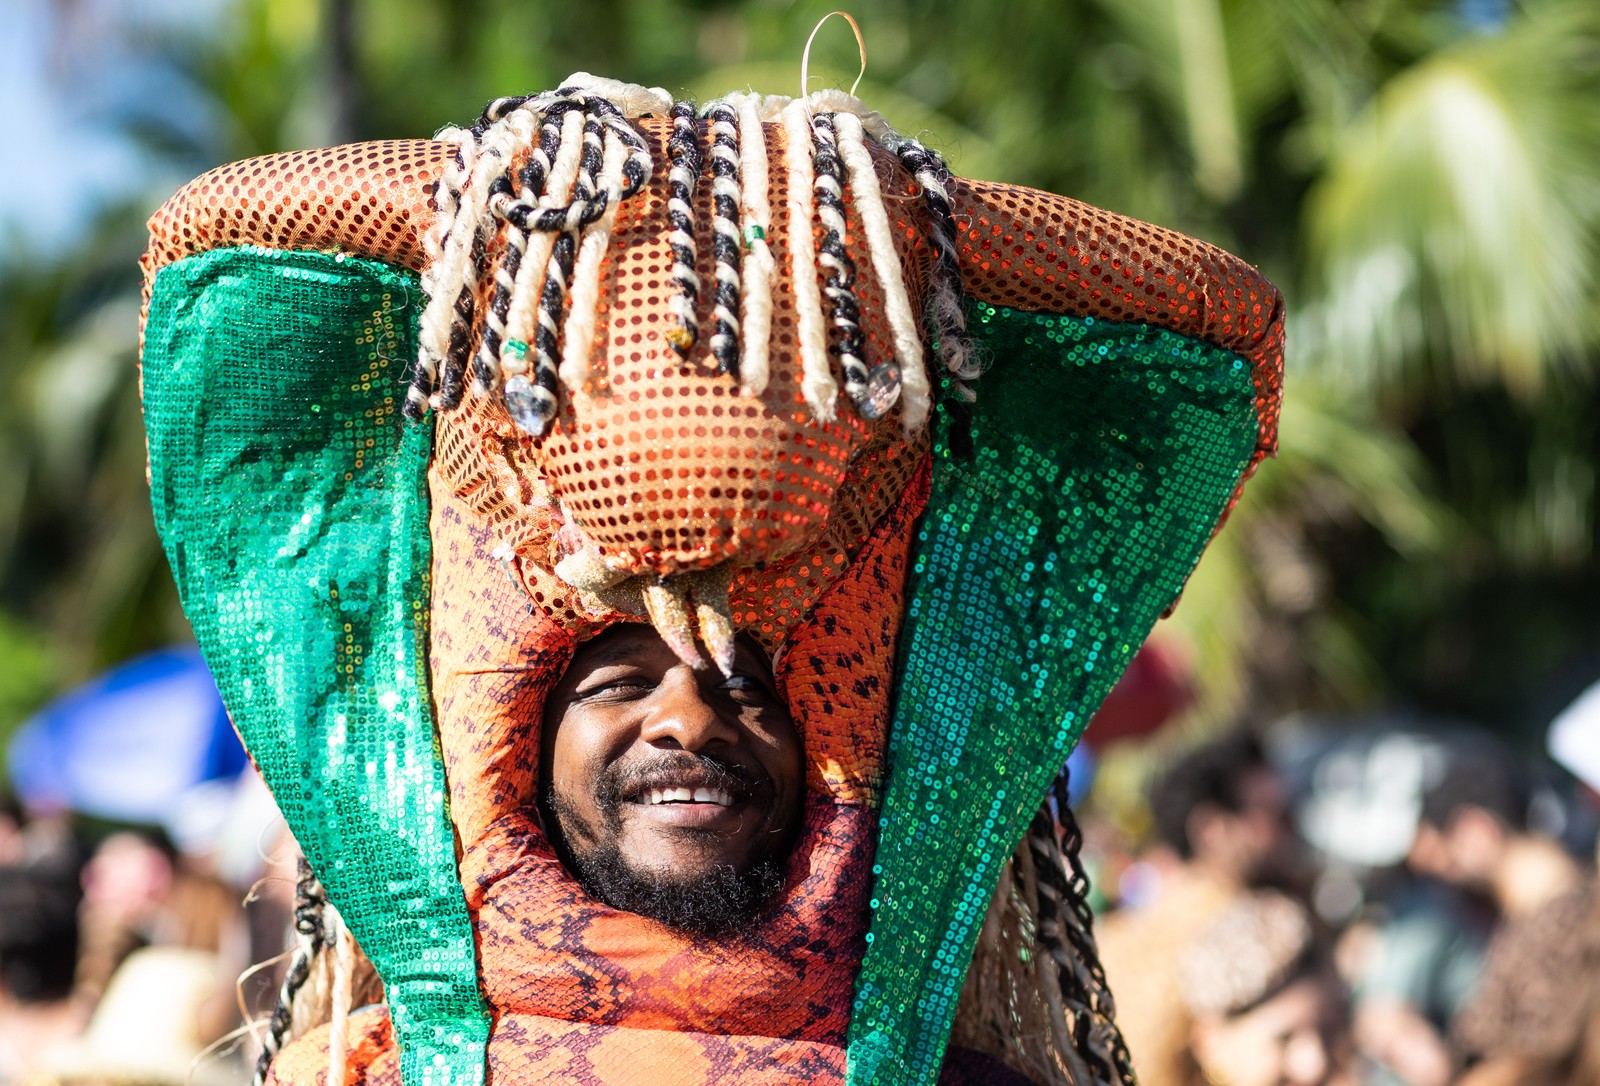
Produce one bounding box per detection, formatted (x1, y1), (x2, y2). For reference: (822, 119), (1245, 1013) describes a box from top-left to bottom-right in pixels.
(781, 98), (836, 422)
(560, 130), (630, 392)
(501, 109), (587, 368)
(470, 109), (541, 393)
(805, 88), (896, 142)
(832, 111), (929, 433)
(425, 111), (532, 365)
(729, 93), (777, 398)
(416, 124), (476, 385)
(559, 72), (672, 117)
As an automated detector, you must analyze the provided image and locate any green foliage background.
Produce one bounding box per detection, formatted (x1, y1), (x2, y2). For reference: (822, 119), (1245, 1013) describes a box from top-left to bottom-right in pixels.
(3, 0), (1597, 775)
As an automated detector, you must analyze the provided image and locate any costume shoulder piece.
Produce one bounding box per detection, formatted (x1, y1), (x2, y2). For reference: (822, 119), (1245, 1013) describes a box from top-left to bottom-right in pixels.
(139, 74), (1283, 1086)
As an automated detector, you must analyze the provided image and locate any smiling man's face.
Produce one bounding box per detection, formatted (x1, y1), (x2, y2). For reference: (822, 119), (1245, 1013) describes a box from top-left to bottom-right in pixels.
(538, 624), (805, 935)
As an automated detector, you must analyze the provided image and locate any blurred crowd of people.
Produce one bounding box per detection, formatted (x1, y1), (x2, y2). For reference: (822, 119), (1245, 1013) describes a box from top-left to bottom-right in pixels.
(1091, 713), (1600, 1086)
(0, 783), (295, 1085)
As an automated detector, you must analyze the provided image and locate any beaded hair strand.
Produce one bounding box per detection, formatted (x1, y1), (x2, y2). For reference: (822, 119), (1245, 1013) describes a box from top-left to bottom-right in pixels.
(413, 79), (975, 436)
(472, 103), (573, 396)
(884, 137), (977, 400)
(831, 110), (925, 430)
(500, 106), (589, 422)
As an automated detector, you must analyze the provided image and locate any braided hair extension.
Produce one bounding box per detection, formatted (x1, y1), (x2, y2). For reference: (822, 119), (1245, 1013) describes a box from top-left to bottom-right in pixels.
(438, 107), (541, 411)
(512, 107), (606, 435)
(414, 78), (975, 438)
(883, 137), (976, 400)
(702, 99), (745, 378)
(1033, 772), (1137, 1086)
(500, 106), (589, 410)
(830, 110), (925, 430)
(252, 858), (329, 1086)
(664, 99), (704, 359)
(779, 97), (838, 421)
(560, 126), (632, 392)
(952, 764), (1136, 1086)
(470, 100), (579, 397)
(729, 93), (777, 397)
(808, 112), (871, 409)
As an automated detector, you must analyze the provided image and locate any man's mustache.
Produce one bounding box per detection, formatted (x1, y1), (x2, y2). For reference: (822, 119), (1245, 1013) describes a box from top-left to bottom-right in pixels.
(594, 751), (763, 811)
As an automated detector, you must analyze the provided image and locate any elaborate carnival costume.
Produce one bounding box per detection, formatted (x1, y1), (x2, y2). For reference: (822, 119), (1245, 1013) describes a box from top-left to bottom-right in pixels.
(138, 74), (1284, 1086)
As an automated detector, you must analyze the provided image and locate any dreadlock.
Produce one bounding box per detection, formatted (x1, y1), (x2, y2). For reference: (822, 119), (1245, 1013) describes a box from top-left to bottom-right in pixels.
(953, 765), (1137, 1086)
(252, 858), (382, 1086)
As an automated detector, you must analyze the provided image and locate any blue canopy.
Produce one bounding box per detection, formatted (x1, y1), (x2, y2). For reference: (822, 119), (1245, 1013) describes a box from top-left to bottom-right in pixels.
(8, 645), (246, 823)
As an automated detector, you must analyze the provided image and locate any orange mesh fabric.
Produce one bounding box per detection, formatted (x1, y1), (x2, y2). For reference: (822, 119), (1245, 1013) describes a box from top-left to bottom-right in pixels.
(141, 140), (443, 278)
(948, 178), (1284, 468)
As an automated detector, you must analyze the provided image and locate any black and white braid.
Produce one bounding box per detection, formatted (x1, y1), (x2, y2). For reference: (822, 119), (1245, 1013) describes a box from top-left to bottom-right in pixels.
(580, 93), (654, 201)
(516, 108), (606, 435)
(810, 112), (871, 405)
(406, 141), (467, 419)
(472, 103), (574, 396)
(886, 137), (975, 400)
(703, 100), (743, 377)
(252, 858), (329, 1086)
(664, 99), (703, 359)
(1028, 770), (1138, 1086)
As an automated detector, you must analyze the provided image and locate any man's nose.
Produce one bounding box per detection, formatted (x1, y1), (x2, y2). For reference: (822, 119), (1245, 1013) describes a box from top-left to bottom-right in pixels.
(639, 667), (740, 751)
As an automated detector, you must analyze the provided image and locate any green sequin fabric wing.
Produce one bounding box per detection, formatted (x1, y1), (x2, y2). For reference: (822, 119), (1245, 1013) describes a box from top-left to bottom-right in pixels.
(143, 247), (489, 1086)
(847, 303), (1261, 1086)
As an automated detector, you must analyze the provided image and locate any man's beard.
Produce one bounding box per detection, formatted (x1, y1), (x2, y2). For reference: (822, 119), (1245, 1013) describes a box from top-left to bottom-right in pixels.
(542, 753), (790, 937)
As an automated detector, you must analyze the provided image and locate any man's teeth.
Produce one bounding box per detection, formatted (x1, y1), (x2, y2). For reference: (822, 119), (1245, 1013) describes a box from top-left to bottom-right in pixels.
(642, 786), (734, 806)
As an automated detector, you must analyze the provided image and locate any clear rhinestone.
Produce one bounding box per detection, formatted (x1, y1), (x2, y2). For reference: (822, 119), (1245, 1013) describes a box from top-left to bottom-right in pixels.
(858, 362), (902, 420)
(503, 375), (552, 436)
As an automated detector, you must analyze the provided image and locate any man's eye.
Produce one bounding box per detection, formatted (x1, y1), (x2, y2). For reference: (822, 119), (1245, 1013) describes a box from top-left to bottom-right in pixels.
(722, 674), (772, 701)
(574, 678), (651, 700)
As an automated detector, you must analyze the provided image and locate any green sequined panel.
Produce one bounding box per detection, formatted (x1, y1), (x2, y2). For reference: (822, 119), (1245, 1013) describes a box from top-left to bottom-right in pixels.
(143, 248), (488, 1086)
(847, 303), (1260, 1085)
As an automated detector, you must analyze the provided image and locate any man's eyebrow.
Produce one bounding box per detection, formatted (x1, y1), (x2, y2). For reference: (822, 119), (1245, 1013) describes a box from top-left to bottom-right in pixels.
(570, 636), (654, 674)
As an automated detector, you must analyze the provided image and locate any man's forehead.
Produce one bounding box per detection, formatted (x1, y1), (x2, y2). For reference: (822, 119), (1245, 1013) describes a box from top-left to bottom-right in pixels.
(562, 625), (773, 679)
(569, 625), (662, 670)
